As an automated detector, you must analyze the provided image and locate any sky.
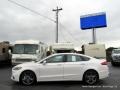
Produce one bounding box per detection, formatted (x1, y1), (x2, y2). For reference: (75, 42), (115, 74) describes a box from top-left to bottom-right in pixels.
(0, 0), (120, 48)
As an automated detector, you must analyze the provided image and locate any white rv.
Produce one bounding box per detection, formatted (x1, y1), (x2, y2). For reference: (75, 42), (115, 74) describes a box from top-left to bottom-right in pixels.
(12, 40), (47, 65)
(50, 43), (75, 53)
(84, 44), (106, 59)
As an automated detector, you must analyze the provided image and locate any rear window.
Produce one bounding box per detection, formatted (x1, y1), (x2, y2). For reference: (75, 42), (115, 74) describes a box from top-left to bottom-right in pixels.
(67, 55), (90, 62)
(80, 55), (90, 61)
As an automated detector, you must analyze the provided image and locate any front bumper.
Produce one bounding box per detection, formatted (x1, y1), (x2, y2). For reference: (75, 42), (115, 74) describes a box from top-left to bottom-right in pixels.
(11, 70), (22, 82)
(112, 59), (120, 63)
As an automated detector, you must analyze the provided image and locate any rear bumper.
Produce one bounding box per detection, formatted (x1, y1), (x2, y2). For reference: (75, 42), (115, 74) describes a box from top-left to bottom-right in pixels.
(99, 69), (109, 79)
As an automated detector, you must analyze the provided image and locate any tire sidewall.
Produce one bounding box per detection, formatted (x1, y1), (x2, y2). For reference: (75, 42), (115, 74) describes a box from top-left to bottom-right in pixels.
(83, 70), (99, 85)
(20, 70), (36, 86)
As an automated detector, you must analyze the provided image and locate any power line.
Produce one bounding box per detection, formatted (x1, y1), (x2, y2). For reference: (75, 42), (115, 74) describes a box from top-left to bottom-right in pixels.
(59, 26), (68, 42)
(8, 0), (55, 22)
(58, 13), (78, 42)
(59, 23), (80, 43)
(7, 0), (78, 43)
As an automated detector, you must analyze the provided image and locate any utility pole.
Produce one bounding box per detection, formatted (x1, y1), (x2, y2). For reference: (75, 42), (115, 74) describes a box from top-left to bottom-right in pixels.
(52, 6), (62, 43)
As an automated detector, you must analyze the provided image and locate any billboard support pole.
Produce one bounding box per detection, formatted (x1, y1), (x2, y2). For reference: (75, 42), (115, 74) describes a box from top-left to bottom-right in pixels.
(92, 28), (96, 44)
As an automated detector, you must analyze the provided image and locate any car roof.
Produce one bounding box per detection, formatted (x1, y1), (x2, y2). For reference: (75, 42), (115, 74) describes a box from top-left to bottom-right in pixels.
(37, 53), (92, 63)
(50, 53), (92, 58)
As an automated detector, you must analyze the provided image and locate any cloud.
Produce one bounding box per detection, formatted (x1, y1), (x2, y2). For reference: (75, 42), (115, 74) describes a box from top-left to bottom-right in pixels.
(0, 0), (120, 48)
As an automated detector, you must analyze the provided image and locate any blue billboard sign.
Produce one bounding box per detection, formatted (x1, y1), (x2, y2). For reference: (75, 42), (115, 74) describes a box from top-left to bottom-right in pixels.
(80, 12), (107, 30)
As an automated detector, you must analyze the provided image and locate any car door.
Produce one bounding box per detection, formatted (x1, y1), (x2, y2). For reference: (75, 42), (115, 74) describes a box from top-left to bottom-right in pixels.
(39, 55), (65, 81)
(64, 54), (89, 80)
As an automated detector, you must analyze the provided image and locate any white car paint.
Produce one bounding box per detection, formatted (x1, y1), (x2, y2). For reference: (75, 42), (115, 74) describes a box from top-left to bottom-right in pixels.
(11, 53), (109, 85)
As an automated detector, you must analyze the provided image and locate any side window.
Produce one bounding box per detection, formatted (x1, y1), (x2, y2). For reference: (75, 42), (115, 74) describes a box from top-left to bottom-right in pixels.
(46, 55), (64, 63)
(67, 55), (77, 62)
(2, 48), (6, 53)
(67, 55), (90, 62)
(80, 56), (90, 61)
(76, 55), (83, 61)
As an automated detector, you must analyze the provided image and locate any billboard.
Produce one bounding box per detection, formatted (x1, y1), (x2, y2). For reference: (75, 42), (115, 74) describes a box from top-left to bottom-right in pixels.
(80, 12), (107, 30)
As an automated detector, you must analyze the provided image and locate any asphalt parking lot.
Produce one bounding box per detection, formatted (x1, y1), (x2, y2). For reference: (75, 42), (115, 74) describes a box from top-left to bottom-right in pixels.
(0, 63), (120, 90)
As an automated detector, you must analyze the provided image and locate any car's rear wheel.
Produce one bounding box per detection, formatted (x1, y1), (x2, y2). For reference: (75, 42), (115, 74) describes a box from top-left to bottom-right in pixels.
(20, 70), (36, 85)
(83, 70), (99, 85)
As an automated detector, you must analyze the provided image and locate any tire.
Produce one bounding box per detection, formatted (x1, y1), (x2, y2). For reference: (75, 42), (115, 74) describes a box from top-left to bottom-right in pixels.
(20, 70), (36, 85)
(111, 61), (116, 66)
(83, 70), (99, 85)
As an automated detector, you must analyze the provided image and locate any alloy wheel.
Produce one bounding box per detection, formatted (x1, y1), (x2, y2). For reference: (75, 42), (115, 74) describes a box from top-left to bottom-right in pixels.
(20, 71), (36, 85)
(84, 70), (98, 85)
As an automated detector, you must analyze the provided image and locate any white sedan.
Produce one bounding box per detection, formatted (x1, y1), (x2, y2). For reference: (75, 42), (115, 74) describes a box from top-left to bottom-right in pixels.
(11, 53), (109, 85)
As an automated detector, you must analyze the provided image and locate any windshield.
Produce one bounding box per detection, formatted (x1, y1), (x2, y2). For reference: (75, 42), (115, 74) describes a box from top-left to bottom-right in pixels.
(13, 44), (38, 54)
(113, 49), (120, 54)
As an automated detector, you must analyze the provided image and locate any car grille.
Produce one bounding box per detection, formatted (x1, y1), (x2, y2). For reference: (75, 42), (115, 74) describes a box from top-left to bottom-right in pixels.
(114, 56), (120, 60)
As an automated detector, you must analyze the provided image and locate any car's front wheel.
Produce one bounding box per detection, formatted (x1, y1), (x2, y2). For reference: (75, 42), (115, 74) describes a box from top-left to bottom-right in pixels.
(83, 70), (99, 85)
(20, 70), (36, 85)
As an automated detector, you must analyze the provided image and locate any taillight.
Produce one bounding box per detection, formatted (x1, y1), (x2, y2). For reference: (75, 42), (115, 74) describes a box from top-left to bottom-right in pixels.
(101, 61), (108, 65)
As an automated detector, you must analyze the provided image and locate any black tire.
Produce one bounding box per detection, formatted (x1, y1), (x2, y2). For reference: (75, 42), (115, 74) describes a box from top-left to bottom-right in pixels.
(111, 61), (116, 66)
(83, 70), (99, 85)
(20, 70), (36, 85)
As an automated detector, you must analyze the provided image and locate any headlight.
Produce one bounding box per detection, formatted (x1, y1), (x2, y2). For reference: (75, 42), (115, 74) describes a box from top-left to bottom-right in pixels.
(13, 67), (22, 70)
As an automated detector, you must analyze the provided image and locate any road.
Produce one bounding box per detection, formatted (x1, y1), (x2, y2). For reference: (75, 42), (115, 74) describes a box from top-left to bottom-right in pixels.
(0, 63), (120, 90)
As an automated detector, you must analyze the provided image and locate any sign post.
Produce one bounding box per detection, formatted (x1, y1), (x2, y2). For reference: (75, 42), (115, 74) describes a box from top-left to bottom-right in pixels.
(80, 12), (107, 44)
(92, 28), (96, 44)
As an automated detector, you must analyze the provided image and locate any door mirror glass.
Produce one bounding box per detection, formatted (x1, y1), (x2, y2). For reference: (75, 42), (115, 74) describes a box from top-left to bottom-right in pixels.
(36, 50), (39, 54)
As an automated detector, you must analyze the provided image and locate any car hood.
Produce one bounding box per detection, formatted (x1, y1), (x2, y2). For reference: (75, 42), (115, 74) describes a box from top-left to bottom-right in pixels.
(15, 62), (39, 68)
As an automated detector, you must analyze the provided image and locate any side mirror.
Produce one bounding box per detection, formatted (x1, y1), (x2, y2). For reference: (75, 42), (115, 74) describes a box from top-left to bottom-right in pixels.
(36, 50), (39, 54)
(8, 50), (11, 54)
(43, 60), (47, 65)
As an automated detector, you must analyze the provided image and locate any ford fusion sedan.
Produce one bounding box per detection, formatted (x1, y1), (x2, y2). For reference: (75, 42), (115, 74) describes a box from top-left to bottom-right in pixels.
(11, 53), (109, 85)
